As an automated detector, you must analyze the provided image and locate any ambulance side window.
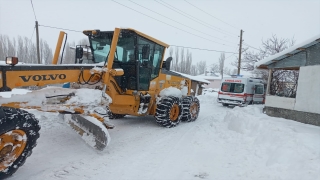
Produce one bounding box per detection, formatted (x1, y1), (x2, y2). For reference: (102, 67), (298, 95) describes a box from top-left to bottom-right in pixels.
(222, 83), (230, 92)
(255, 85), (264, 94)
(234, 84), (244, 93)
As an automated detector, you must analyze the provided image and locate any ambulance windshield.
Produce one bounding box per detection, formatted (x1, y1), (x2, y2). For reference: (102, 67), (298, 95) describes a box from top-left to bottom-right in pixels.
(221, 83), (244, 93)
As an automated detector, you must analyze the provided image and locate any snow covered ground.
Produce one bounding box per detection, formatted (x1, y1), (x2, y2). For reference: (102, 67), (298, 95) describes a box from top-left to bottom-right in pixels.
(1, 89), (319, 180)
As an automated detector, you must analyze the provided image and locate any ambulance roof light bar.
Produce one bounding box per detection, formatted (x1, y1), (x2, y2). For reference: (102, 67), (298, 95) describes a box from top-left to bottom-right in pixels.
(231, 74), (243, 78)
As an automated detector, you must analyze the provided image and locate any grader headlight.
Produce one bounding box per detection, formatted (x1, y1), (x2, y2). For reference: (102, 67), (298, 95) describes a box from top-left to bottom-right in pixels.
(6, 57), (18, 66)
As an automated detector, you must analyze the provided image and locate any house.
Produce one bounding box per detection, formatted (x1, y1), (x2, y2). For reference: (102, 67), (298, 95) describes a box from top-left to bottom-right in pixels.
(197, 71), (253, 89)
(170, 71), (210, 96)
(196, 72), (231, 89)
(255, 34), (320, 126)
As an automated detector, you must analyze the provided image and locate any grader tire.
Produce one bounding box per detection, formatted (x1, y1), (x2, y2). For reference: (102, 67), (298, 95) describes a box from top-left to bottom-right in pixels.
(181, 96), (200, 122)
(155, 96), (182, 128)
(0, 107), (40, 179)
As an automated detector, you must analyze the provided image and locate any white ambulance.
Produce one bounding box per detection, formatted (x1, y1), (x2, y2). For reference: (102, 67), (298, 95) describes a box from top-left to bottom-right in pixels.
(217, 75), (265, 106)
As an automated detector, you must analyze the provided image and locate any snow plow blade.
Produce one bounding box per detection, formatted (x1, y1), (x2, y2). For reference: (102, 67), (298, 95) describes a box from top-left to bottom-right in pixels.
(64, 114), (110, 151)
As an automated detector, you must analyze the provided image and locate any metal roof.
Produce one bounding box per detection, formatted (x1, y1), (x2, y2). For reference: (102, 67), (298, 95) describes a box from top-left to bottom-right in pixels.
(255, 34), (320, 69)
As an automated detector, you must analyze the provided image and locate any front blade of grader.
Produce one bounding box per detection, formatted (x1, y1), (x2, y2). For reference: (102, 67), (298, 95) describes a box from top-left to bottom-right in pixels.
(64, 114), (111, 151)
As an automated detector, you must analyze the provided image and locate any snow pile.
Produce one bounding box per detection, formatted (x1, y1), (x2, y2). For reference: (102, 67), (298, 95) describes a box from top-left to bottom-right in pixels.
(0, 88), (31, 98)
(223, 105), (320, 179)
(0, 87), (112, 114)
(159, 87), (183, 98)
(66, 88), (111, 106)
(197, 91), (218, 105)
(0, 87), (109, 105)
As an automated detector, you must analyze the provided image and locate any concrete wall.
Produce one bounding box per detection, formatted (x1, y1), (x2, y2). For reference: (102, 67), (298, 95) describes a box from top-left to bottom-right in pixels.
(265, 95), (296, 110)
(264, 106), (320, 126)
(203, 79), (221, 89)
(294, 65), (320, 114)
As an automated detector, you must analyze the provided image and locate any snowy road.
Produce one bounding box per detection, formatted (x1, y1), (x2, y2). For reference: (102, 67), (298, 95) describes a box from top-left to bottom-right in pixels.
(4, 92), (320, 180)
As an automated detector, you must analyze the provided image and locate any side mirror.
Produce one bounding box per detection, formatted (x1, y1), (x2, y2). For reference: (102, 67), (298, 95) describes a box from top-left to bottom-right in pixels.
(165, 57), (172, 71)
(76, 47), (83, 59)
(6, 57), (18, 66)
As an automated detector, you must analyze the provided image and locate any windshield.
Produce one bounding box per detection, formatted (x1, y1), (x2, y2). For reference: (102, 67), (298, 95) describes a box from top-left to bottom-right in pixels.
(221, 82), (245, 93)
(89, 31), (126, 63)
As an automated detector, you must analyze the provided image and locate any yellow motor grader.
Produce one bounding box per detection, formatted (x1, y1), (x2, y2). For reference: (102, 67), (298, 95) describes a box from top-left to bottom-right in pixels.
(0, 28), (200, 178)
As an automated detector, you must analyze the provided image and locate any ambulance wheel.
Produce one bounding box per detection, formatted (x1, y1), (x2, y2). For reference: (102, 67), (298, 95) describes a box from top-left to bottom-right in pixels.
(155, 96), (182, 128)
(181, 96), (200, 122)
(0, 107), (40, 179)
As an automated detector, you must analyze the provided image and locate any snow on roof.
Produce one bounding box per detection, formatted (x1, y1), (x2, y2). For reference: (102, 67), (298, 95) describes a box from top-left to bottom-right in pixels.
(196, 73), (232, 80)
(255, 34), (320, 69)
(171, 71), (210, 84)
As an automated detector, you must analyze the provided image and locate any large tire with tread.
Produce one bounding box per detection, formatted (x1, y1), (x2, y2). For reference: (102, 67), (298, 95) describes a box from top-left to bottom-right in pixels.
(155, 96), (182, 128)
(0, 107), (40, 179)
(181, 96), (200, 122)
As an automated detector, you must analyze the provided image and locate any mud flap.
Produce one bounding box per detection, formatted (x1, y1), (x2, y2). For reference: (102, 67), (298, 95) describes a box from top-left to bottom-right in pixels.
(64, 114), (110, 151)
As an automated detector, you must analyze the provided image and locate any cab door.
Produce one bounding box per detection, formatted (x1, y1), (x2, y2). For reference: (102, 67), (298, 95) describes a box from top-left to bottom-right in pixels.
(253, 84), (264, 104)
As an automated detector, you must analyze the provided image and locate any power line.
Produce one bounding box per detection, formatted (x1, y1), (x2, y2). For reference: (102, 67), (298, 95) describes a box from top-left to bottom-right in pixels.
(243, 42), (260, 51)
(38, 23), (238, 54)
(111, 0), (235, 47)
(39, 25), (82, 32)
(128, 0), (236, 46)
(155, 0), (238, 38)
(169, 45), (236, 54)
(30, 0), (37, 21)
(184, 0), (239, 30)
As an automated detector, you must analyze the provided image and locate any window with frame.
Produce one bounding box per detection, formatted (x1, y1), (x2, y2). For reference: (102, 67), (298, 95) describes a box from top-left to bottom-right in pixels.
(221, 82), (245, 93)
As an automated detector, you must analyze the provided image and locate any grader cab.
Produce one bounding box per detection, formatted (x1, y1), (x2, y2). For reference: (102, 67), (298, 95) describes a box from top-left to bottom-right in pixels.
(0, 28), (200, 178)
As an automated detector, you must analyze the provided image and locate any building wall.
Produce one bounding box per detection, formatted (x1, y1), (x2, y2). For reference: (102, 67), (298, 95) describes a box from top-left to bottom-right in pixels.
(306, 43), (320, 66)
(265, 65), (320, 126)
(294, 65), (320, 114)
(265, 65), (320, 114)
(265, 96), (295, 110)
(203, 79), (221, 89)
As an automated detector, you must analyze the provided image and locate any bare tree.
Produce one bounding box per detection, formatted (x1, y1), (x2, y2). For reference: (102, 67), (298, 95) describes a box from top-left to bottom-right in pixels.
(0, 34), (53, 64)
(172, 47), (179, 71)
(231, 69), (237, 75)
(40, 39), (53, 64)
(184, 49), (192, 74)
(190, 64), (197, 75)
(180, 48), (185, 73)
(240, 34), (295, 71)
(169, 47), (173, 57)
(270, 70), (299, 98)
(196, 60), (206, 75)
(62, 42), (76, 64)
(1, 35), (17, 57)
(219, 52), (225, 79)
(210, 63), (219, 74)
(223, 67), (231, 75)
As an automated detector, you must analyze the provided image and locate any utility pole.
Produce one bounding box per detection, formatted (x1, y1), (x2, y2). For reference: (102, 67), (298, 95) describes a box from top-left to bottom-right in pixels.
(35, 21), (41, 64)
(237, 29), (243, 75)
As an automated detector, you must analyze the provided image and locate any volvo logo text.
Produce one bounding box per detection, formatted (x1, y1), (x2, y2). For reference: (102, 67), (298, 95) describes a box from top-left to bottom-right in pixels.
(19, 74), (67, 82)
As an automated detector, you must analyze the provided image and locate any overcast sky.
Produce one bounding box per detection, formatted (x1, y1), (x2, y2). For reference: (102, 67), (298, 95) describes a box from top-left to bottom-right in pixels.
(1, 0), (319, 70)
